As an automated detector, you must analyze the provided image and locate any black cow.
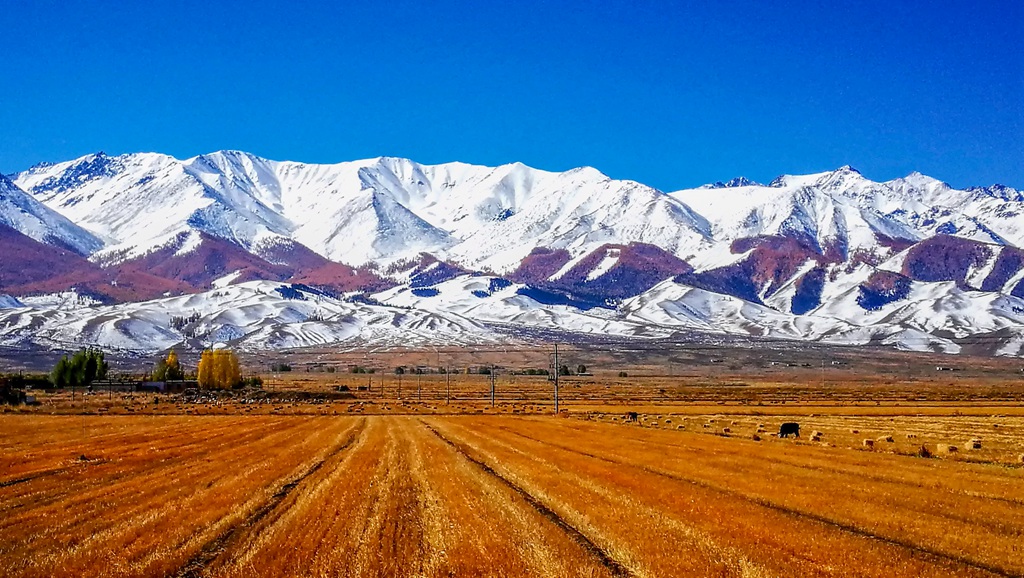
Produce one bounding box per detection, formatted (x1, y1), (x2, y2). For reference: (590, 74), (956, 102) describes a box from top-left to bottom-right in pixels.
(778, 422), (800, 438)
(626, 411), (639, 422)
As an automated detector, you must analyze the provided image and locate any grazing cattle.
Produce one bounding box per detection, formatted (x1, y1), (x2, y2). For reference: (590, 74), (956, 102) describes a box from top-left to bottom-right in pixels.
(626, 411), (639, 422)
(778, 422), (800, 438)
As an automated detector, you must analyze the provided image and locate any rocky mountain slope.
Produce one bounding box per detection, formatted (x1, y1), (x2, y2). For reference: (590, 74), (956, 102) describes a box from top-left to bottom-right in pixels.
(2, 151), (1022, 355)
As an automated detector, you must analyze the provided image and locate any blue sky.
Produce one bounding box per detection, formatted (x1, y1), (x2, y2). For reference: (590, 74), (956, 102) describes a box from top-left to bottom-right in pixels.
(1, 0), (1021, 190)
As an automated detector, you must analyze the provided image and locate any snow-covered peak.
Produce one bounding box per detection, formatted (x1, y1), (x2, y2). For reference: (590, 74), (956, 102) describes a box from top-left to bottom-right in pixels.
(887, 171), (953, 198)
(0, 174), (103, 254)
(13, 151), (706, 268)
(701, 176), (762, 189)
(966, 184), (1022, 202)
(11, 150), (1024, 287)
(811, 165), (867, 192)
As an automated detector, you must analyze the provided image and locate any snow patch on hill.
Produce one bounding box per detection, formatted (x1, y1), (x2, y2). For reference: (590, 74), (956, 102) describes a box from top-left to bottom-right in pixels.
(0, 295), (23, 309)
(0, 174), (102, 254)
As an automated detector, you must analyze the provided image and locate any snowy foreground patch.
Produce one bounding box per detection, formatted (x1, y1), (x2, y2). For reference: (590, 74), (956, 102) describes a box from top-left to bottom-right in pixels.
(1, 276), (1022, 355)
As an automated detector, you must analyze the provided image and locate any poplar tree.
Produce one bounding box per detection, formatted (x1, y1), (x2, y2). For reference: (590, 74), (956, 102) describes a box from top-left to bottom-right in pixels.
(197, 349), (242, 389)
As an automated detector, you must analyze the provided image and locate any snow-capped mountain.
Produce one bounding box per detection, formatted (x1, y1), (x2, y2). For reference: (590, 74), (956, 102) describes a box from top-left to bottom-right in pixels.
(0, 174), (102, 255)
(5, 150), (1024, 355)
(11, 152), (711, 269)
(0, 281), (501, 352)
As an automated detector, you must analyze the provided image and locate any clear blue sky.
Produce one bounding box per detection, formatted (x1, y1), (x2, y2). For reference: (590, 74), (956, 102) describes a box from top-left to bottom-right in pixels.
(1, 0), (1021, 190)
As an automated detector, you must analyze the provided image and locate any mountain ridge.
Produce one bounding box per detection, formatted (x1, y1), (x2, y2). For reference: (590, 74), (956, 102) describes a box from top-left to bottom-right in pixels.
(5, 150), (1024, 355)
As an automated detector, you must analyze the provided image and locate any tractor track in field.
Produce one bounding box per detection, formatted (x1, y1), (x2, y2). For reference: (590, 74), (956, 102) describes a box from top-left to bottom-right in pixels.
(0, 470), (63, 488)
(173, 418), (367, 578)
(421, 421), (634, 578)
(499, 425), (1021, 578)
(0, 426), (302, 511)
(0, 458), (108, 489)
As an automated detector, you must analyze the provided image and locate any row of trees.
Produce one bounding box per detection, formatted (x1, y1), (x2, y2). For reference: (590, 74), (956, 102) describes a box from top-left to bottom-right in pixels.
(154, 349), (259, 390)
(198, 350), (242, 390)
(50, 349), (108, 388)
(47, 348), (261, 391)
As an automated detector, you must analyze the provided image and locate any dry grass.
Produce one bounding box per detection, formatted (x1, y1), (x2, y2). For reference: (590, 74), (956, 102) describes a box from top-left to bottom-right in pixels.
(2, 405), (1023, 576)
(0, 415), (360, 578)
(428, 416), (1024, 577)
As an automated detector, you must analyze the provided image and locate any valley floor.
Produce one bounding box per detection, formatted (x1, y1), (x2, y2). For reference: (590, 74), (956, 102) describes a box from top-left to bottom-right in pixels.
(1, 411), (1022, 577)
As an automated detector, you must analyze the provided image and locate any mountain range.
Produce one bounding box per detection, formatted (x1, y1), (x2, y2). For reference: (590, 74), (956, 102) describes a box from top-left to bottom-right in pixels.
(2, 151), (1023, 355)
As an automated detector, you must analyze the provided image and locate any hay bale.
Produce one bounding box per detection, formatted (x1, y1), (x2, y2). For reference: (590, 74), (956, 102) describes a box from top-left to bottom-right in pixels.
(967, 439), (982, 450)
(862, 439), (874, 448)
(906, 433), (917, 439)
(811, 430), (823, 438)
(722, 427), (731, 434)
(850, 429), (859, 434)
(937, 443), (958, 454)
(877, 435), (894, 443)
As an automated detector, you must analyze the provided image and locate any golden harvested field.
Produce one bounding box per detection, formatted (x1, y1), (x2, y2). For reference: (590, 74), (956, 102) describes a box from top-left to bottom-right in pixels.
(2, 413), (1023, 577)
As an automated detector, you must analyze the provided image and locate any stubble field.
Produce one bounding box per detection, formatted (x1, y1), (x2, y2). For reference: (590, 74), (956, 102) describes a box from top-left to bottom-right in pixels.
(2, 409), (1023, 577)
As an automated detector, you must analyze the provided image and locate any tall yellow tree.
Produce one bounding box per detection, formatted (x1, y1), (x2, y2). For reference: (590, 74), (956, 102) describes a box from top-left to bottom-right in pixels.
(165, 349), (183, 380)
(198, 350), (214, 389)
(197, 349), (241, 390)
(227, 352), (240, 388)
(214, 350), (228, 389)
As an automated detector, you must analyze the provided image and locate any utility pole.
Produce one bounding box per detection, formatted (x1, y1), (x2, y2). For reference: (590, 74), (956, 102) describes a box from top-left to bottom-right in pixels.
(553, 344), (559, 414)
(490, 364), (495, 407)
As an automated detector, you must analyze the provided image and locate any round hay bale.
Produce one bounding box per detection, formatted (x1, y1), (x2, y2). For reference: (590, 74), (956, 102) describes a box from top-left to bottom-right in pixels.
(906, 433), (917, 439)
(937, 443), (958, 454)
(967, 439), (982, 450)
(862, 439), (874, 448)
(811, 430), (823, 438)
(877, 435), (894, 443)
(850, 429), (859, 434)
(722, 427), (731, 434)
